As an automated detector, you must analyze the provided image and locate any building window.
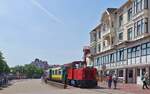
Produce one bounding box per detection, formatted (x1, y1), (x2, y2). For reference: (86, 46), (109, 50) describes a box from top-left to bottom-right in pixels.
(119, 15), (123, 27)
(132, 47), (136, 58)
(102, 56), (105, 65)
(96, 57), (99, 66)
(137, 0), (142, 12)
(129, 70), (133, 78)
(106, 55), (109, 64)
(98, 44), (101, 52)
(103, 24), (106, 31)
(114, 52), (117, 62)
(118, 70), (123, 77)
(128, 28), (133, 40)
(137, 69), (140, 76)
(144, 0), (148, 9)
(110, 53), (114, 63)
(119, 32), (123, 41)
(98, 31), (101, 39)
(93, 33), (97, 41)
(128, 8), (132, 21)
(128, 48), (132, 59)
(117, 49), (124, 61)
(141, 43), (147, 56)
(147, 42), (150, 55)
(134, 19), (145, 37)
(94, 46), (97, 54)
(99, 57), (102, 66)
(137, 20), (142, 36)
(136, 46), (141, 57)
(102, 56), (104, 65)
(134, 0), (144, 13)
(145, 18), (148, 33)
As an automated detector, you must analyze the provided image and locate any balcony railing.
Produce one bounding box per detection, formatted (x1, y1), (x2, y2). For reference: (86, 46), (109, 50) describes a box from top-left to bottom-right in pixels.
(102, 29), (110, 36)
(102, 45), (112, 52)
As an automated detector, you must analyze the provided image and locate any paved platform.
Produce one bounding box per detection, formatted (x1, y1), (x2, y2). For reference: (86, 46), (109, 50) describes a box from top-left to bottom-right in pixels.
(99, 81), (150, 94)
(0, 79), (149, 94)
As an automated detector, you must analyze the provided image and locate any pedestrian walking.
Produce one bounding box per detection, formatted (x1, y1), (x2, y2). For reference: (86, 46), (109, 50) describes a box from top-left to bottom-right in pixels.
(63, 70), (68, 89)
(112, 73), (118, 89)
(141, 72), (149, 89)
(41, 73), (47, 84)
(107, 74), (112, 89)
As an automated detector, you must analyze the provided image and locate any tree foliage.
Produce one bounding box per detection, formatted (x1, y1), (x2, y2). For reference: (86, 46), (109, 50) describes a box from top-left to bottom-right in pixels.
(11, 64), (44, 78)
(0, 51), (10, 73)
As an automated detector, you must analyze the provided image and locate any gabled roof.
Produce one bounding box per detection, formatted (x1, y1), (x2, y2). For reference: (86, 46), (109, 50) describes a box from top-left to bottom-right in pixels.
(107, 8), (117, 13)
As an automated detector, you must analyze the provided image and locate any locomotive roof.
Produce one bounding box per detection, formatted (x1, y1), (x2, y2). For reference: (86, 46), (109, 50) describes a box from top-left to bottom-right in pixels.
(63, 61), (83, 67)
(49, 66), (62, 70)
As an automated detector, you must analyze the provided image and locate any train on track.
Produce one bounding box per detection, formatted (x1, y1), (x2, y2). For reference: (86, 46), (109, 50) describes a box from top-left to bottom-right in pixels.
(47, 47), (98, 88)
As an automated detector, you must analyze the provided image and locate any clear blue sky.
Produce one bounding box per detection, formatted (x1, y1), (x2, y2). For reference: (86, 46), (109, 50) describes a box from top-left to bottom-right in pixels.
(0, 0), (127, 67)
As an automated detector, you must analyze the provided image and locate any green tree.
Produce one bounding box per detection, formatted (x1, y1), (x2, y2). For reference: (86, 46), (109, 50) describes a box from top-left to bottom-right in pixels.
(23, 64), (44, 78)
(0, 51), (10, 73)
(10, 64), (44, 78)
(11, 65), (25, 75)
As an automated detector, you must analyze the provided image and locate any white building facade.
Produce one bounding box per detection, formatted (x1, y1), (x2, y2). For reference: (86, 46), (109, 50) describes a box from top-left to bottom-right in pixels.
(90, 0), (150, 84)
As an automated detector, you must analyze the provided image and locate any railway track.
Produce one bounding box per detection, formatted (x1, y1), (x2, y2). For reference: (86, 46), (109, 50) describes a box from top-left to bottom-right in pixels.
(47, 80), (69, 89)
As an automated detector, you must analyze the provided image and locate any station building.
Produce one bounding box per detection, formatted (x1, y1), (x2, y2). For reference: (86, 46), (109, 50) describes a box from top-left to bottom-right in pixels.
(89, 0), (150, 85)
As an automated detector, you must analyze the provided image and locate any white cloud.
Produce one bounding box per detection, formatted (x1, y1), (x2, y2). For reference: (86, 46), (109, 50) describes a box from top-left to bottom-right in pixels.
(30, 0), (63, 24)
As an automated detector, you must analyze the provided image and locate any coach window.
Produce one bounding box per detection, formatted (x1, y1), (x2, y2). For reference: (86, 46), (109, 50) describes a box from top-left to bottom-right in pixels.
(147, 42), (150, 55)
(52, 70), (54, 75)
(59, 70), (61, 75)
(141, 43), (147, 56)
(55, 70), (56, 75)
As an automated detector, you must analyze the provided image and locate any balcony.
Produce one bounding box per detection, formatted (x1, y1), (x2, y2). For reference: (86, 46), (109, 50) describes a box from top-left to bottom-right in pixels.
(102, 45), (112, 52)
(102, 28), (111, 36)
(132, 9), (149, 21)
(132, 32), (150, 41)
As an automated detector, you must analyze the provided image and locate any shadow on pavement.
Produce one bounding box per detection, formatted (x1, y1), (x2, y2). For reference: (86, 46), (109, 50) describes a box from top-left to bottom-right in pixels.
(81, 86), (107, 89)
(0, 87), (3, 90)
(0, 82), (13, 90)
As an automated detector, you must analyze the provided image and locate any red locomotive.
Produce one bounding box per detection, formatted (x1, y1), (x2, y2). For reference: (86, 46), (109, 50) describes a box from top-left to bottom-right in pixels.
(65, 61), (97, 88)
(48, 47), (98, 88)
(64, 47), (98, 88)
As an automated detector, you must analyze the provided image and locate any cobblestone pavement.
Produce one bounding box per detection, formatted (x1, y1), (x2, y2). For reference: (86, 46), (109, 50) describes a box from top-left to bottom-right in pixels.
(99, 81), (150, 94)
(0, 79), (147, 94)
